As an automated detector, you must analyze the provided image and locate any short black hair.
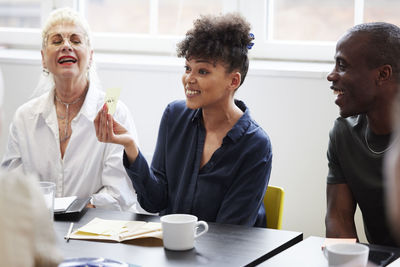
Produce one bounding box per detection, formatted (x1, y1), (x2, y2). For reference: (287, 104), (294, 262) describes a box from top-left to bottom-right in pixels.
(177, 13), (253, 87)
(348, 22), (400, 81)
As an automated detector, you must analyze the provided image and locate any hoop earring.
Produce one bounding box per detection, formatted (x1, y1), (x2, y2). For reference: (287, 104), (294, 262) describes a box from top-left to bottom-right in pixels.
(43, 68), (49, 76)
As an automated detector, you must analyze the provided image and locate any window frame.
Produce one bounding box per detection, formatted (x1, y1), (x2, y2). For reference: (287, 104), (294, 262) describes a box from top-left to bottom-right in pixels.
(0, 0), (370, 62)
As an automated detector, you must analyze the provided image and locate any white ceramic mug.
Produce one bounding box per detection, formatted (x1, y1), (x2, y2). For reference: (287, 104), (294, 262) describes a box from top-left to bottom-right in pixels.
(39, 181), (55, 218)
(324, 243), (369, 267)
(161, 214), (208, 251)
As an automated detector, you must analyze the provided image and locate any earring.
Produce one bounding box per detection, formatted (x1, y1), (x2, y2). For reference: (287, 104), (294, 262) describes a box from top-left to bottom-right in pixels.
(43, 68), (49, 76)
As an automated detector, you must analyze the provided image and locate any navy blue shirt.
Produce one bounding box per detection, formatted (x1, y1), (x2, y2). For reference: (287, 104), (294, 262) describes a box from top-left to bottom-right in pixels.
(124, 100), (272, 227)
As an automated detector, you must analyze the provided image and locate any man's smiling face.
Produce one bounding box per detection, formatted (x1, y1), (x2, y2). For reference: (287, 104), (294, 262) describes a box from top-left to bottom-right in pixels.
(327, 32), (380, 118)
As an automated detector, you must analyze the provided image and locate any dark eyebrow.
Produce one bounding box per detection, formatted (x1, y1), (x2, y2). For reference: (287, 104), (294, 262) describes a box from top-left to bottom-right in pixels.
(195, 59), (213, 65)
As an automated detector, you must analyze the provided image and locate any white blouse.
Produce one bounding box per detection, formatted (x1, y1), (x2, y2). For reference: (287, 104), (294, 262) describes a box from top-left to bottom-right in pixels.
(2, 84), (140, 211)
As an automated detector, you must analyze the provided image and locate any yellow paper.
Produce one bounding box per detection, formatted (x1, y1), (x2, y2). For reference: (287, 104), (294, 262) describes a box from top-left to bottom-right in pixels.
(105, 88), (121, 115)
(77, 217), (129, 236)
(68, 217), (162, 242)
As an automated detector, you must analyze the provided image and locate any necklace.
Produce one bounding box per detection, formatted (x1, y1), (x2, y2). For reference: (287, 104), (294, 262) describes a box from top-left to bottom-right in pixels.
(55, 89), (87, 142)
(364, 128), (393, 155)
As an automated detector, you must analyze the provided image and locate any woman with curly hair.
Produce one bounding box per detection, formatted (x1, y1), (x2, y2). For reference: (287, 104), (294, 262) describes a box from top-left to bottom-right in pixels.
(95, 13), (272, 227)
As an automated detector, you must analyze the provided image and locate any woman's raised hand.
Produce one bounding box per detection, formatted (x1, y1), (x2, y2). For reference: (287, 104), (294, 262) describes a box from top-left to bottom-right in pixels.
(94, 103), (128, 144)
(94, 103), (139, 163)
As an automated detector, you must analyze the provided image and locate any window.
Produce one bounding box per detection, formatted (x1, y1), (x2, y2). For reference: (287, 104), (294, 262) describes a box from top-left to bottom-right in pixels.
(270, 0), (353, 42)
(0, 0), (42, 28)
(248, 0), (400, 61)
(0, 0), (399, 62)
(85, 0), (150, 34)
(158, 0), (224, 35)
(85, 0), (224, 35)
(364, 0), (400, 26)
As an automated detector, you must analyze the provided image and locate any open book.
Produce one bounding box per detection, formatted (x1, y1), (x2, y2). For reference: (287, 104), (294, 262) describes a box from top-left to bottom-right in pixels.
(67, 217), (162, 242)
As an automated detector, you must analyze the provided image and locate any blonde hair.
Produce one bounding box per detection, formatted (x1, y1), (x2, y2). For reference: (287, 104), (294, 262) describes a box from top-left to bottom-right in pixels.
(41, 7), (92, 49)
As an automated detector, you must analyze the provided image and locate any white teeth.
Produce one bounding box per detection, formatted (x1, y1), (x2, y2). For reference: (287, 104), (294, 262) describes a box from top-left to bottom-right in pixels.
(333, 90), (344, 95)
(186, 89), (200, 95)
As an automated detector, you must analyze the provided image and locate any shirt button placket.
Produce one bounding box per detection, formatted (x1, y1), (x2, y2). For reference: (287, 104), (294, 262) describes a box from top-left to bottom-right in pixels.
(56, 160), (63, 197)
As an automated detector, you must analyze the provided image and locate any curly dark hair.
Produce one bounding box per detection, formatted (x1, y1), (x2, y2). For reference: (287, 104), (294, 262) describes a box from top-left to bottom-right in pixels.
(348, 22), (400, 82)
(177, 13), (253, 86)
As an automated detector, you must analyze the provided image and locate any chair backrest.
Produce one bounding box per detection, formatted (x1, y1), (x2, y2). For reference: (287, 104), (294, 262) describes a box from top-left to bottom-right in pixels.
(263, 185), (285, 229)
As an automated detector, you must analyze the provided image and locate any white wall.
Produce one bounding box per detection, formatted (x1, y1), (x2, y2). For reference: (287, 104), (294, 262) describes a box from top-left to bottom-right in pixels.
(0, 49), (366, 242)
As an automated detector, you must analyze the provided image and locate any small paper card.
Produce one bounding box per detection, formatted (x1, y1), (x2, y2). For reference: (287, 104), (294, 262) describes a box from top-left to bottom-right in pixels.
(105, 88), (121, 115)
(67, 217), (162, 242)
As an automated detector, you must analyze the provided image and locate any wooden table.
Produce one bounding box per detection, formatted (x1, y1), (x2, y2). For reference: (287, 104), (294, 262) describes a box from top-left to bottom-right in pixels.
(54, 208), (303, 267)
(258, 236), (400, 267)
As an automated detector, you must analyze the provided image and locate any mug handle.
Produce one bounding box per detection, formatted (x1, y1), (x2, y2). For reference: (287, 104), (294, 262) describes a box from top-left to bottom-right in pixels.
(194, 221), (209, 239)
(323, 246), (328, 259)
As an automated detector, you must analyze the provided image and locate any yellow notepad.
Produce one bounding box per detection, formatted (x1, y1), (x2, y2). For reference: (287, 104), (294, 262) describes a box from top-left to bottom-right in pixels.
(67, 217), (162, 242)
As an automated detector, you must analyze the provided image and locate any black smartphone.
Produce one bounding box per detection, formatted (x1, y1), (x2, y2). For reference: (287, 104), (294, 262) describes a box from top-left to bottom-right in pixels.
(368, 249), (396, 266)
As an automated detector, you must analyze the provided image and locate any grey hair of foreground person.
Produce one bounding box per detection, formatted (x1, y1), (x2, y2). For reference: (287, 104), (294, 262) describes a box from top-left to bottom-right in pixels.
(0, 68), (62, 266)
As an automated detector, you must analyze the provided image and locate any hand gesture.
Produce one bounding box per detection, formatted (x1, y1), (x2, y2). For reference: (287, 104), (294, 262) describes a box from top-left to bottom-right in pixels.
(94, 103), (139, 163)
(94, 103), (129, 145)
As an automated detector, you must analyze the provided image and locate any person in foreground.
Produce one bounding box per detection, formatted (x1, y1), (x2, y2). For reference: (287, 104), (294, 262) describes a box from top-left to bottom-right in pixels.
(1, 7), (139, 211)
(384, 90), (400, 244)
(325, 22), (400, 246)
(95, 13), (272, 227)
(0, 70), (62, 266)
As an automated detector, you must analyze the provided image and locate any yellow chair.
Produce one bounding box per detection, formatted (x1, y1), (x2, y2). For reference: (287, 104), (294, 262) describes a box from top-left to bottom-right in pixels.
(263, 185), (285, 229)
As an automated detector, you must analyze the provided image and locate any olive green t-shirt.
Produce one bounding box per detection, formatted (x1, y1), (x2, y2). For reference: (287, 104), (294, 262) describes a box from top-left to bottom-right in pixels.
(327, 114), (396, 246)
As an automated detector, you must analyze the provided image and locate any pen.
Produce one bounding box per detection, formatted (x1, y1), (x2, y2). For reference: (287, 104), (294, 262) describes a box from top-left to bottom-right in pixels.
(65, 222), (74, 242)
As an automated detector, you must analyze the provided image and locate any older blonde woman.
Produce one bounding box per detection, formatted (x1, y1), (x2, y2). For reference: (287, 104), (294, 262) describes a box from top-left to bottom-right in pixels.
(2, 8), (139, 211)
